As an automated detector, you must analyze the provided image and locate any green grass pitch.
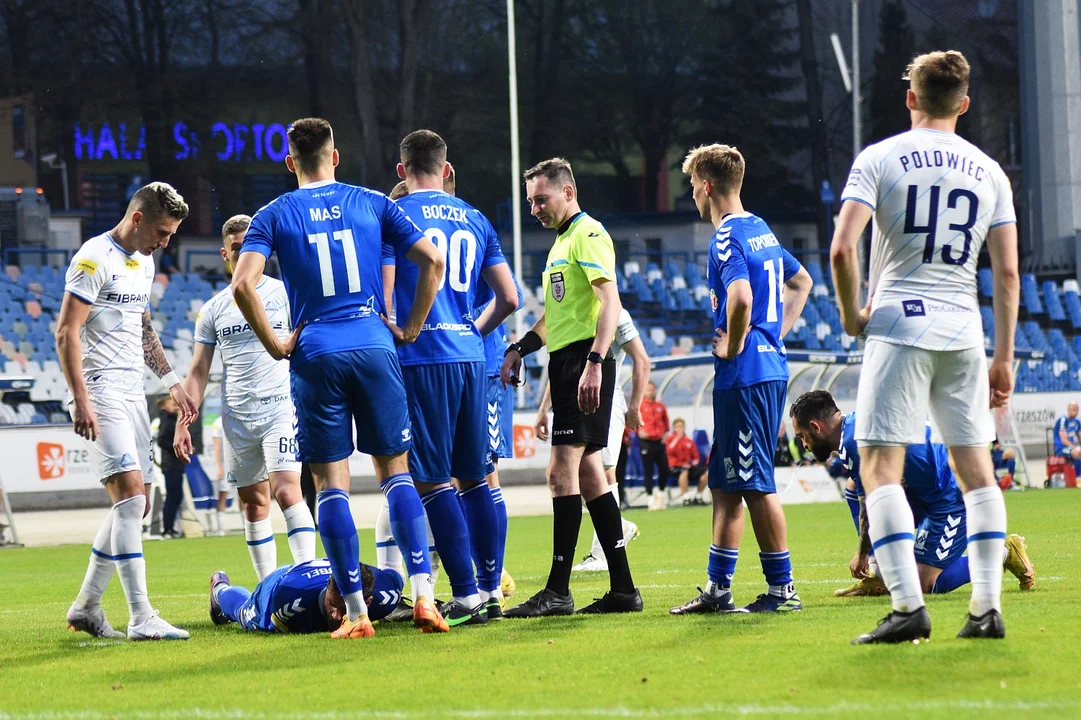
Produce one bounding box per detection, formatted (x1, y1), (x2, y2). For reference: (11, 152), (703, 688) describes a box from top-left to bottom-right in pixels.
(1, 490), (1079, 719)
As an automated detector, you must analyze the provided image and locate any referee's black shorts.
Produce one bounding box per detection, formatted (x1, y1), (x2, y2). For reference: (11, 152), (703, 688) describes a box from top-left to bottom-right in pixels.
(548, 338), (616, 450)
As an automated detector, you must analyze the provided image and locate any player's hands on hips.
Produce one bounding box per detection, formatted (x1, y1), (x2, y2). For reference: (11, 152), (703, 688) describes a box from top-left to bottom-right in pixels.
(381, 314), (415, 346)
(988, 359), (1013, 408)
(850, 550), (871, 579)
(625, 404), (642, 432)
(173, 423), (193, 463)
(72, 397), (99, 442)
(578, 362), (602, 415)
(712, 329), (745, 360)
(500, 351), (522, 389)
(535, 410), (550, 442)
(273, 325), (302, 360)
(170, 383), (198, 426)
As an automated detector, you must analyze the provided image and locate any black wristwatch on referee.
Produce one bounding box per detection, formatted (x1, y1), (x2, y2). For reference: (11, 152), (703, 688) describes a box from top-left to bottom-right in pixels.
(586, 351), (603, 364)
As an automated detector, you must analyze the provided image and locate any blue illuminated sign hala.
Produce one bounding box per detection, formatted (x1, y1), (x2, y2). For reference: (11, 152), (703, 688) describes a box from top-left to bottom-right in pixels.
(74, 121), (290, 163)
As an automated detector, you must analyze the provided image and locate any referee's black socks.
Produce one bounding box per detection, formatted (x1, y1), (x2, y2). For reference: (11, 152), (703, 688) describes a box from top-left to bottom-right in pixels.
(586, 492), (636, 594)
(546, 495), (583, 596)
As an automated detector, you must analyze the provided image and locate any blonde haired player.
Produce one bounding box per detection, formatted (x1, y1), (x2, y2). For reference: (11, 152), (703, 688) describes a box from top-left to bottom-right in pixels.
(59, 182), (197, 640)
(831, 50), (1019, 643)
(174, 215), (316, 580)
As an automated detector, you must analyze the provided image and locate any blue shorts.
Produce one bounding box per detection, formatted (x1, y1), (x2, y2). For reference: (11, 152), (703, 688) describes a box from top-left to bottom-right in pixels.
(912, 506), (967, 569)
(485, 375), (515, 474)
(291, 349), (412, 462)
(709, 380), (786, 494)
(402, 361), (487, 483)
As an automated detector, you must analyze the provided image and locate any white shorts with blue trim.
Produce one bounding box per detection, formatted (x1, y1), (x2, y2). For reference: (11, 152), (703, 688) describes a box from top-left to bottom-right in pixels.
(224, 404), (302, 489)
(856, 340), (993, 447)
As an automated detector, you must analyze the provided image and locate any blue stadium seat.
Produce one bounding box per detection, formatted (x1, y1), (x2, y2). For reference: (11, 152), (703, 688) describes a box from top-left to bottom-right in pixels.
(1043, 281), (1066, 322)
(977, 268), (994, 300)
(1021, 274), (1044, 315)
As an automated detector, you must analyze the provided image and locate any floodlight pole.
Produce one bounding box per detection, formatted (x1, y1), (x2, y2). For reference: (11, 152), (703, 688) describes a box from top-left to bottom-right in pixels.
(507, 0), (525, 407)
(852, 0), (862, 158)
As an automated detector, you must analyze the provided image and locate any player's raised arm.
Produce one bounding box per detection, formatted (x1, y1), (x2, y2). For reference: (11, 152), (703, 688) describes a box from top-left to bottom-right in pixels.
(830, 199), (874, 336)
(475, 262), (519, 337)
(986, 221), (1019, 407)
(55, 293), (96, 440)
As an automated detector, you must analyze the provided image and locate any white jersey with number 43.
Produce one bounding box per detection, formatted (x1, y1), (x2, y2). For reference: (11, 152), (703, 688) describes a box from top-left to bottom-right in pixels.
(195, 277), (293, 423)
(842, 128), (1015, 351)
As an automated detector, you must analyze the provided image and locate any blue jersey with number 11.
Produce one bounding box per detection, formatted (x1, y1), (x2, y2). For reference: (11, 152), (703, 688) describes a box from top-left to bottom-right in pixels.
(707, 212), (801, 390)
(386, 190), (507, 366)
(242, 180), (424, 365)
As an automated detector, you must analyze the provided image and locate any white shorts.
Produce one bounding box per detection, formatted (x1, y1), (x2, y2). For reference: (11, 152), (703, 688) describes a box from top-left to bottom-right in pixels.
(223, 410), (302, 489)
(603, 391), (628, 469)
(856, 339), (993, 447)
(76, 394), (153, 485)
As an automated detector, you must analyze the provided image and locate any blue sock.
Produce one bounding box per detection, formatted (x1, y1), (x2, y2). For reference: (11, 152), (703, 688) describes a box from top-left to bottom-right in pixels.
(218, 586), (251, 624)
(707, 544), (738, 588)
(845, 489), (860, 535)
(459, 482), (500, 593)
(1005, 458), (1016, 476)
(422, 485), (479, 602)
(382, 473), (431, 577)
(490, 485), (508, 583)
(316, 489), (366, 620)
(1074, 458), (1080, 477)
(930, 555), (970, 594)
(760, 550), (793, 593)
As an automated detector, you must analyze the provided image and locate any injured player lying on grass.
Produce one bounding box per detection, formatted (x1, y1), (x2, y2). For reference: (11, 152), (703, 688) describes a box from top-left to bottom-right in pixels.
(209, 559), (403, 635)
(789, 391), (1036, 599)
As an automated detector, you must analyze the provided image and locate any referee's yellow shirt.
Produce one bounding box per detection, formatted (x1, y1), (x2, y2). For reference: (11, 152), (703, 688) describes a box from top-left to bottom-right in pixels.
(542, 213), (616, 353)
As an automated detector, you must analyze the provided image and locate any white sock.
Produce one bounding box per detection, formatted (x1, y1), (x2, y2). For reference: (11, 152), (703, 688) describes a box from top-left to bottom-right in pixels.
(478, 589), (491, 604)
(410, 572), (434, 603)
(705, 580), (730, 598)
(216, 510), (225, 532)
(73, 511), (116, 610)
(375, 502), (404, 575)
(964, 485), (1007, 616)
(865, 484), (924, 613)
(282, 501), (316, 564)
(111, 496), (153, 624)
(244, 518), (277, 581)
(455, 592), (482, 610)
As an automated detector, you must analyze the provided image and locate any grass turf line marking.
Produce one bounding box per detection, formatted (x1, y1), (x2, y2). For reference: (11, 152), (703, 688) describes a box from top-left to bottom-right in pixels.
(4, 700), (1081, 719)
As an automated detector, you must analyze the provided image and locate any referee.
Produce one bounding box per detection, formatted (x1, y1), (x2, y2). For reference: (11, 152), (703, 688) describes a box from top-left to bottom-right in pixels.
(501, 158), (642, 616)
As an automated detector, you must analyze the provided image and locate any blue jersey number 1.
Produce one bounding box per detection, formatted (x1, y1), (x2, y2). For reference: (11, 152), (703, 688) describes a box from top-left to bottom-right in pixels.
(905, 185), (979, 266)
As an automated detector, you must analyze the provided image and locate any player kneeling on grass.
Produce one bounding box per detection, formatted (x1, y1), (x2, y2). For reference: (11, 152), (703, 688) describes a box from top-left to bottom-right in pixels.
(789, 390), (1035, 600)
(209, 559), (403, 634)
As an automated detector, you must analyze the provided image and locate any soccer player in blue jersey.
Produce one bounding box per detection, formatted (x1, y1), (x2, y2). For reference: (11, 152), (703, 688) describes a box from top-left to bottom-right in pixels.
(1053, 402), (1081, 477)
(231, 118), (448, 638)
(789, 390), (1036, 598)
(209, 559), (403, 634)
(383, 130), (519, 625)
(670, 145), (813, 616)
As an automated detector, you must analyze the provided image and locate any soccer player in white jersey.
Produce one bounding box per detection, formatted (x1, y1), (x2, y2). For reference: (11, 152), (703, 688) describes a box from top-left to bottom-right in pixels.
(831, 50), (1019, 643)
(58, 182), (198, 641)
(536, 308), (649, 572)
(173, 215), (317, 580)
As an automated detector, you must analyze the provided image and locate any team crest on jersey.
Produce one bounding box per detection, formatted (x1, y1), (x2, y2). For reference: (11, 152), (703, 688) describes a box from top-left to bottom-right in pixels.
(551, 272), (565, 302)
(710, 289), (718, 311)
(124, 258), (140, 270)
